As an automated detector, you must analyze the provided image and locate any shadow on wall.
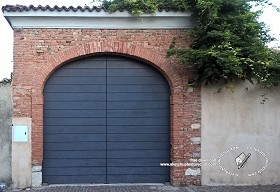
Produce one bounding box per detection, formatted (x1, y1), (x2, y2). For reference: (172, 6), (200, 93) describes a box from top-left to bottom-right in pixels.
(0, 78), (12, 186)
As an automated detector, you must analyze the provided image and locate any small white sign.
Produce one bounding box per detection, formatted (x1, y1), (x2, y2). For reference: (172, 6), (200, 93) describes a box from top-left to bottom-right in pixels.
(13, 125), (28, 142)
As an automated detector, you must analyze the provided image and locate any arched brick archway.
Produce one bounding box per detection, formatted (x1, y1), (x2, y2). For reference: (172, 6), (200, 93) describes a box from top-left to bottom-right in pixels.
(31, 40), (185, 184)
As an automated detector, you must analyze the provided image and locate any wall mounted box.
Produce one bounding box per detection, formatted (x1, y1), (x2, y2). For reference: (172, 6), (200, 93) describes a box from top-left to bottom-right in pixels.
(13, 125), (28, 142)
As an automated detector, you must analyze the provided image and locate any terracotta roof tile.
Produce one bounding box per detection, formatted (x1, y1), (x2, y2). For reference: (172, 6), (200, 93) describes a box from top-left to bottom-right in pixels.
(2, 4), (176, 13)
(2, 5), (108, 12)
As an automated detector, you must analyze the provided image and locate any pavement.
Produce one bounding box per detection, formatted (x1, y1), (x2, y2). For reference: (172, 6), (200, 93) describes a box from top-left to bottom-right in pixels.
(4, 184), (280, 192)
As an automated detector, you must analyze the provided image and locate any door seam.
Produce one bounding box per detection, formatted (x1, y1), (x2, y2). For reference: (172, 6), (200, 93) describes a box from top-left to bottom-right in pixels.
(105, 56), (108, 184)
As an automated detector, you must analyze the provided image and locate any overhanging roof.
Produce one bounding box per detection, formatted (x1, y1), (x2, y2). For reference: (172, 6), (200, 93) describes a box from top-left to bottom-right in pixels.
(2, 5), (196, 29)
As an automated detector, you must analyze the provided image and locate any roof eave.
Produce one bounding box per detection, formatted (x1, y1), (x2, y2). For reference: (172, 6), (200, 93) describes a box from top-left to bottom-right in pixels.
(3, 9), (197, 30)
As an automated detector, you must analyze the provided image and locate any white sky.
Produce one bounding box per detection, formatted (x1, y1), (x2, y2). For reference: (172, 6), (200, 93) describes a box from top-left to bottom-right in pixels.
(0, 0), (280, 79)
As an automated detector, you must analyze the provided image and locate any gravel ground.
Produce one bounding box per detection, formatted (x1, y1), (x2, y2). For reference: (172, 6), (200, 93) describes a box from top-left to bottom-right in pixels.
(4, 184), (280, 192)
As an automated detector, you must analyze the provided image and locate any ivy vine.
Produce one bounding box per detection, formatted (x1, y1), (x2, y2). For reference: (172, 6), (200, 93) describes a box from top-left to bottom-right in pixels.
(101, 0), (280, 88)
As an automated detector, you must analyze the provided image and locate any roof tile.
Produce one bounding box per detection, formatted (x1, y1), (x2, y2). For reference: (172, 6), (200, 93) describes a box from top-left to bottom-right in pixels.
(2, 4), (175, 13)
(2, 5), (108, 12)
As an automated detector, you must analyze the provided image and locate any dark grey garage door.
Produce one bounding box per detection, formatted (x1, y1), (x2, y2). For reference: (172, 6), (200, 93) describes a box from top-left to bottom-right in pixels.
(43, 55), (170, 184)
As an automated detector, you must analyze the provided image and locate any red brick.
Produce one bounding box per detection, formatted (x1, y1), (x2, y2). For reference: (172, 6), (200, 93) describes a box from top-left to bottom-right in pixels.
(13, 29), (201, 186)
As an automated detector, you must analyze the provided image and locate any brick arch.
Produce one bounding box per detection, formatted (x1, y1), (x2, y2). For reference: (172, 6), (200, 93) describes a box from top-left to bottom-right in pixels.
(34, 41), (183, 95)
(31, 40), (185, 184)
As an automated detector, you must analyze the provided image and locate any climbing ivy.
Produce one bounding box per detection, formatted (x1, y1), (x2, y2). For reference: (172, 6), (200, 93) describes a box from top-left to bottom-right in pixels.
(102, 0), (188, 14)
(101, 0), (280, 87)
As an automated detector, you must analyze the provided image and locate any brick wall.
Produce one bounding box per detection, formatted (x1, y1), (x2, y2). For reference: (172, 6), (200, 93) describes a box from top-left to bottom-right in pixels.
(13, 28), (201, 185)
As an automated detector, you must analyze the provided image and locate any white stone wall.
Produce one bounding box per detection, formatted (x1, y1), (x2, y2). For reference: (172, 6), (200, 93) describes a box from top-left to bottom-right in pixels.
(0, 81), (12, 186)
(12, 118), (32, 189)
(201, 82), (280, 185)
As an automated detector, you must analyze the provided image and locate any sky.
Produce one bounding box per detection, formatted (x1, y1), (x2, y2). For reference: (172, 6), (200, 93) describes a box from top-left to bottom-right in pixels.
(0, 0), (280, 80)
